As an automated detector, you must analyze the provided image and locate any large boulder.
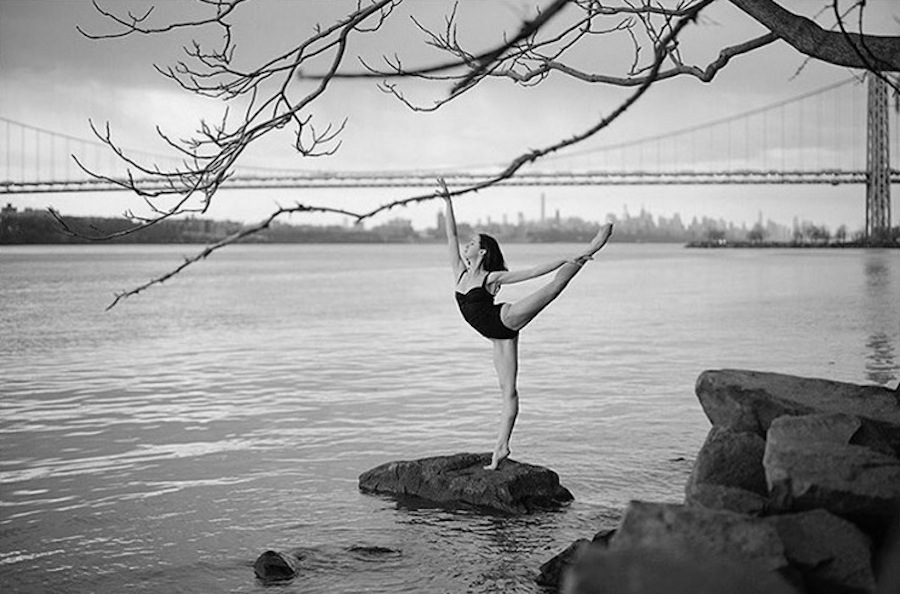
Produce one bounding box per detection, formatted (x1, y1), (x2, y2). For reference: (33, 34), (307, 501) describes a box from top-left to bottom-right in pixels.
(765, 509), (875, 594)
(695, 370), (900, 455)
(358, 452), (573, 514)
(686, 482), (769, 515)
(562, 546), (799, 594)
(764, 416), (900, 527)
(686, 425), (766, 491)
(684, 426), (769, 514)
(608, 501), (790, 574)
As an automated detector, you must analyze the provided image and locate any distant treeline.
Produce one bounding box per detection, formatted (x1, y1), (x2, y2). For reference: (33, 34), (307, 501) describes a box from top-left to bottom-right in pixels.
(1, 209), (399, 245)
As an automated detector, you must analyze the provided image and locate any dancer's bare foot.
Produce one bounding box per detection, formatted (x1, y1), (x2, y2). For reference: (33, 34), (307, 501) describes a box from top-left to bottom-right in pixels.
(581, 223), (613, 260)
(484, 445), (510, 470)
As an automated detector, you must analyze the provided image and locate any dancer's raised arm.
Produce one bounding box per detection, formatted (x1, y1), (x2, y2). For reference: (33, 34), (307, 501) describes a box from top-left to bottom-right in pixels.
(439, 179), (465, 277)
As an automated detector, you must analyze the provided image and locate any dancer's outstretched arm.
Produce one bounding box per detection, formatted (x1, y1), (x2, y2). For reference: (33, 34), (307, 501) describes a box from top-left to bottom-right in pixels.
(439, 179), (465, 278)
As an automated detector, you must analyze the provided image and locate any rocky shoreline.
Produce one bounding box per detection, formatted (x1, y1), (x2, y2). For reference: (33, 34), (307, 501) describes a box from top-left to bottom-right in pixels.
(255, 369), (900, 593)
(539, 369), (900, 594)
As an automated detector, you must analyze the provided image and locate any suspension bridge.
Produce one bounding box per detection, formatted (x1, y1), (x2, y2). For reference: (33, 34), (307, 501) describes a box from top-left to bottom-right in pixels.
(1, 75), (897, 235)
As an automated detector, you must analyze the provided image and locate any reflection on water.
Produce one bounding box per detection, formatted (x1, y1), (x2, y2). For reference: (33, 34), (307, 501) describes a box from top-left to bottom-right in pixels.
(864, 251), (899, 386)
(1, 244), (899, 593)
(867, 332), (897, 386)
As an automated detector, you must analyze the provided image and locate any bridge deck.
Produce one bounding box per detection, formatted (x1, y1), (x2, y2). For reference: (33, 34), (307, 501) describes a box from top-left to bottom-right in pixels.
(4, 170), (897, 194)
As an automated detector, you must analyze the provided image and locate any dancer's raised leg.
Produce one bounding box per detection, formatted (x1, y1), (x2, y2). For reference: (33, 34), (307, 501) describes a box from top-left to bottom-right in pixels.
(501, 224), (613, 332)
(581, 223), (614, 260)
(485, 337), (519, 470)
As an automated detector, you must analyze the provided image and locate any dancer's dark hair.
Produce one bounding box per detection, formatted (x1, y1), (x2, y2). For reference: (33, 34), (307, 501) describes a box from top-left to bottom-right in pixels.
(478, 233), (507, 272)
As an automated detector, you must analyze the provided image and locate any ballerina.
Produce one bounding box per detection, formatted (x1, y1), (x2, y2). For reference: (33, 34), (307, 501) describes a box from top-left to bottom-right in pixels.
(439, 179), (613, 470)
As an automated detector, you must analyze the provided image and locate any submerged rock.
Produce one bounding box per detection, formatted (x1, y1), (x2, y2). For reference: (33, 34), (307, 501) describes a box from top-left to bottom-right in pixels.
(358, 452), (573, 514)
(347, 545), (400, 558)
(695, 370), (900, 454)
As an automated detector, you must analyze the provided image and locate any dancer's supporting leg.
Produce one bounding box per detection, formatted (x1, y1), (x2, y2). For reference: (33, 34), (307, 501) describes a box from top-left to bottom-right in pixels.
(501, 223), (613, 332)
(486, 337), (518, 470)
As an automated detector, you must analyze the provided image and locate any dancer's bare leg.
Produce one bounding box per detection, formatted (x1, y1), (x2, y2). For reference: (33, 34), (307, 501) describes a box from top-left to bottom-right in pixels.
(486, 337), (519, 470)
(501, 223), (613, 332)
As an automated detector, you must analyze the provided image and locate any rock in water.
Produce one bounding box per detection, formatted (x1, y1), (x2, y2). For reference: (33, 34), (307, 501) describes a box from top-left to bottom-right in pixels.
(253, 550), (301, 582)
(695, 369), (900, 454)
(358, 452), (573, 514)
(536, 538), (594, 588)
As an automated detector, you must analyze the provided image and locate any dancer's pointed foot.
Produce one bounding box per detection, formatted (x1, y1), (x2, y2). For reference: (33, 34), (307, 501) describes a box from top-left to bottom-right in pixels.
(582, 223), (613, 259)
(484, 445), (510, 471)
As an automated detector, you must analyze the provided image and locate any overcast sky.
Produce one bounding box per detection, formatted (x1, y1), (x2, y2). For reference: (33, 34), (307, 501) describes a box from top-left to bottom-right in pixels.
(2, 0), (898, 231)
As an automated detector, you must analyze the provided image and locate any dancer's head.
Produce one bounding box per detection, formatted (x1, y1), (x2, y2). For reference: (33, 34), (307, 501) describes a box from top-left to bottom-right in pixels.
(477, 233), (507, 272)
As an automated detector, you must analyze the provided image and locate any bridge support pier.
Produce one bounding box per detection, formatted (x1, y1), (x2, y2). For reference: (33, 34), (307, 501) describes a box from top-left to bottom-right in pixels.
(866, 75), (891, 243)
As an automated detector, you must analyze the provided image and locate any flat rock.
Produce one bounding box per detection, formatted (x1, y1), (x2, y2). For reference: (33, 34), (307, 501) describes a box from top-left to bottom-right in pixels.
(695, 370), (900, 454)
(686, 426), (768, 495)
(764, 419), (900, 523)
(767, 413), (862, 447)
(766, 509), (875, 594)
(609, 501), (789, 573)
(358, 452), (573, 514)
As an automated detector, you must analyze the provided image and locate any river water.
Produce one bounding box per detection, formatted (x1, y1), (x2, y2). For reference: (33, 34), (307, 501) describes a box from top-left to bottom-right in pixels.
(1, 243), (898, 593)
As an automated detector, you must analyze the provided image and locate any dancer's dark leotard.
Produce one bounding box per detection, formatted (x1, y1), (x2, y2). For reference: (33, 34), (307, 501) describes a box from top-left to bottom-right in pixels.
(455, 272), (519, 340)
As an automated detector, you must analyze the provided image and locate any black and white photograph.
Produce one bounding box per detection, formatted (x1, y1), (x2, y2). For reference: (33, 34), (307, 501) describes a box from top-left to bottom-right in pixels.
(2, 1), (899, 592)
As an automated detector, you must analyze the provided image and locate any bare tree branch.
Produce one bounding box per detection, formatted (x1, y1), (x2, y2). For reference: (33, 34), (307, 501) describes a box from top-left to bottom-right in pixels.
(61, 0), (898, 309)
(99, 0), (716, 309)
(103, 202), (361, 310)
(59, 0), (400, 243)
(353, 0), (717, 221)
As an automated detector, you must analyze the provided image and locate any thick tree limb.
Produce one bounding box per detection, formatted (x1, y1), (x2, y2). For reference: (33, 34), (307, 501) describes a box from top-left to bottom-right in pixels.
(728, 0), (900, 71)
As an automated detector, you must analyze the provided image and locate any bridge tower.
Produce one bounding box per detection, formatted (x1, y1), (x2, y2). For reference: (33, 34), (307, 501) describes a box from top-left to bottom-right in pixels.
(866, 74), (891, 241)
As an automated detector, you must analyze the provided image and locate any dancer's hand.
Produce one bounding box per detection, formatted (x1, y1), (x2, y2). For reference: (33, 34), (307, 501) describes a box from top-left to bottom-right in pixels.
(436, 177), (451, 202)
